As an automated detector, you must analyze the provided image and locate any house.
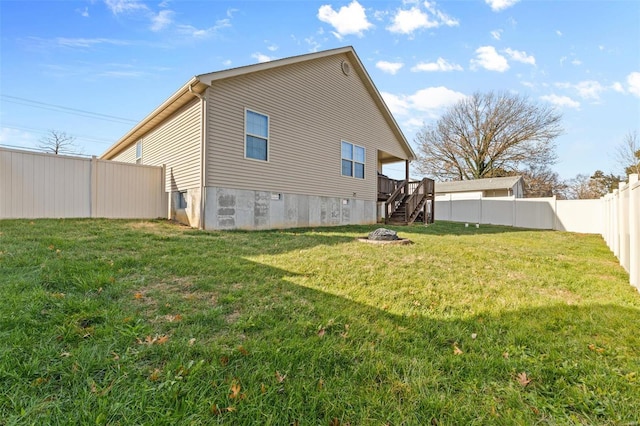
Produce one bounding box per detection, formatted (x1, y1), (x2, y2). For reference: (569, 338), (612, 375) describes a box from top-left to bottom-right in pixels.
(435, 176), (525, 200)
(100, 46), (432, 230)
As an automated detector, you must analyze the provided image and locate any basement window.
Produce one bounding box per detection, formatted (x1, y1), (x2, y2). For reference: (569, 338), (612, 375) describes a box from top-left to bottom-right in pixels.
(177, 191), (187, 209)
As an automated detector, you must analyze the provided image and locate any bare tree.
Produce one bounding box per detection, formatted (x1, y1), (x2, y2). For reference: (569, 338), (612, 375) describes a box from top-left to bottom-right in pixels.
(614, 131), (640, 176)
(520, 165), (567, 198)
(415, 91), (563, 181)
(565, 170), (619, 199)
(38, 130), (79, 155)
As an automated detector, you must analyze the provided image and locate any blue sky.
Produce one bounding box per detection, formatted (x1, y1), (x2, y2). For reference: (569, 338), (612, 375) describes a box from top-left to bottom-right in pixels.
(1, 0), (639, 180)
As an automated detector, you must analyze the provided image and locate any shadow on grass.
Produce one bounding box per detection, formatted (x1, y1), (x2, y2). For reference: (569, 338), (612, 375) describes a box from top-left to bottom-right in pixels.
(1, 218), (638, 425)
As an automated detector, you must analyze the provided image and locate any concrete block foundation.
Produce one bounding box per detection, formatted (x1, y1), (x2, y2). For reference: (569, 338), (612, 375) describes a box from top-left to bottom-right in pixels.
(203, 187), (376, 230)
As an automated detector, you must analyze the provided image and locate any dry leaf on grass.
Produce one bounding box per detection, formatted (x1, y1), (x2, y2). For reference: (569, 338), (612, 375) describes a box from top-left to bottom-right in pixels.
(453, 345), (463, 355)
(210, 404), (235, 415)
(229, 382), (246, 400)
(275, 371), (287, 383)
(516, 372), (532, 387)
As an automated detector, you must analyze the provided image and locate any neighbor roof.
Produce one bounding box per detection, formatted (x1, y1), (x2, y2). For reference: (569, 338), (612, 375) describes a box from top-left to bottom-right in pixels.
(100, 46), (415, 161)
(435, 176), (523, 193)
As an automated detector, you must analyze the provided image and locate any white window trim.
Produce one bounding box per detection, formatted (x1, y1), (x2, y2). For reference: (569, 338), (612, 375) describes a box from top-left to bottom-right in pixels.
(341, 140), (365, 179)
(135, 141), (143, 164)
(244, 108), (270, 162)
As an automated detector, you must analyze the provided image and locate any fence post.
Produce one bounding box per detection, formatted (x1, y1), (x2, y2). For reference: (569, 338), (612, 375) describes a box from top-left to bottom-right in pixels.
(629, 174), (638, 289)
(90, 156), (98, 218)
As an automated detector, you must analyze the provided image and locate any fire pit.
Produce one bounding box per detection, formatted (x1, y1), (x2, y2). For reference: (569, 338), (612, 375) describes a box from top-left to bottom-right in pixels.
(357, 228), (412, 245)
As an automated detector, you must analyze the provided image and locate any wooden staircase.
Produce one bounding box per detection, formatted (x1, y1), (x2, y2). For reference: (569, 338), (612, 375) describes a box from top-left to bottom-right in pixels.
(384, 178), (435, 225)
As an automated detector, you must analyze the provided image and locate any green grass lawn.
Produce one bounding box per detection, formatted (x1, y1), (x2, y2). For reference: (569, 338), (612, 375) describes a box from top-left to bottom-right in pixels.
(1, 219), (639, 425)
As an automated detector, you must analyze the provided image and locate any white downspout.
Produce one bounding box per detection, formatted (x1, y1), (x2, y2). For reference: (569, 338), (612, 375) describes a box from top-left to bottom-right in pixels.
(189, 83), (207, 230)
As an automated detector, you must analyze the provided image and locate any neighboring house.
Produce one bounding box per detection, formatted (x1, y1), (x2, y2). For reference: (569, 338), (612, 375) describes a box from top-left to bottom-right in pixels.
(100, 46), (421, 230)
(435, 176), (525, 200)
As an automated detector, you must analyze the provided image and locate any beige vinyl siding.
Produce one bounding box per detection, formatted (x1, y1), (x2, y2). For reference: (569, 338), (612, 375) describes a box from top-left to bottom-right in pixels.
(112, 99), (202, 192)
(112, 144), (136, 163)
(205, 53), (406, 202)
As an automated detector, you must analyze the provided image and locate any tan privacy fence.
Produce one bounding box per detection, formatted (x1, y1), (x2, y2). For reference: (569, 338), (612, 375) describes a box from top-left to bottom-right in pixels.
(1, 147), (167, 219)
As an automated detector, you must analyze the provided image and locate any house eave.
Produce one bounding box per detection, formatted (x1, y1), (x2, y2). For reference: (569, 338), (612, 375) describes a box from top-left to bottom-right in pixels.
(100, 78), (208, 160)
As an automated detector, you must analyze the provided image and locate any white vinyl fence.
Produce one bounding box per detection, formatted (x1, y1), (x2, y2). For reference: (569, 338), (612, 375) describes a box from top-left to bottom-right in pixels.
(0, 147), (167, 219)
(435, 196), (602, 233)
(601, 174), (639, 290)
(435, 173), (639, 291)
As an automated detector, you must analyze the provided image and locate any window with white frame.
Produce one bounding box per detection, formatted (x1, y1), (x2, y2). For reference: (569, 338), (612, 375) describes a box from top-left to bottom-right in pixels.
(341, 141), (365, 179)
(135, 141), (142, 164)
(245, 109), (269, 161)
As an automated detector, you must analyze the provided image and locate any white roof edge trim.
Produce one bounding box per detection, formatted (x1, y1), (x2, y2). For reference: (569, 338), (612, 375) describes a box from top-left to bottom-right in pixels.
(100, 76), (205, 159)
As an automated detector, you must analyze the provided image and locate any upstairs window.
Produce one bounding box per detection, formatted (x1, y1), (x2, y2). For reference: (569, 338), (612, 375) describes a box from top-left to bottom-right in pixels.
(341, 141), (365, 179)
(245, 109), (269, 161)
(135, 141), (142, 164)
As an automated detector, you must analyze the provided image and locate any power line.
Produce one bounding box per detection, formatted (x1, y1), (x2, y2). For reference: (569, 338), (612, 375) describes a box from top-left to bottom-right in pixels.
(0, 143), (91, 157)
(1, 94), (138, 124)
(1, 124), (114, 145)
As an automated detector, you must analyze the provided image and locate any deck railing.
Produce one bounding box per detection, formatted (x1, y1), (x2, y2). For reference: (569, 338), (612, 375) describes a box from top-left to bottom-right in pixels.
(382, 177), (435, 225)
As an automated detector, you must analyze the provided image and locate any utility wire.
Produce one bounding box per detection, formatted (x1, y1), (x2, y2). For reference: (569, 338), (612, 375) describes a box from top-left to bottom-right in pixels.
(1, 94), (138, 124)
(1, 124), (114, 145)
(0, 143), (91, 157)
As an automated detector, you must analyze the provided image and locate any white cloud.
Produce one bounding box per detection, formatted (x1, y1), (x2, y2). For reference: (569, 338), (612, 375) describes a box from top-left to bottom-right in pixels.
(571, 59), (582, 66)
(408, 87), (467, 112)
(252, 52), (276, 63)
(628, 72), (640, 97)
(266, 43), (278, 52)
(556, 30), (562, 36)
(388, 7), (436, 34)
(387, 2), (458, 35)
(304, 36), (321, 52)
(490, 29), (502, 40)
(504, 48), (535, 65)
(317, 1), (372, 39)
(382, 87), (466, 118)
(104, 0), (148, 14)
(575, 80), (605, 100)
(381, 91), (410, 116)
(54, 37), (131, 48)
(540, 94), (580, 109)
(376, 61), (404, 75)
(555, 80), (607, 100)
(0, 127), (39, 149)
(222, 59), (232, 67)
(411, 57), (462, 72)
(76, 7), (89, 17)
(150, 9), (174, 31)
(177, 19), (231, 38)
(611, 82), (625, 93)
(470, 46), (509, 72)
(485, 0), (519, 12)
(424, 1), (459, 27)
